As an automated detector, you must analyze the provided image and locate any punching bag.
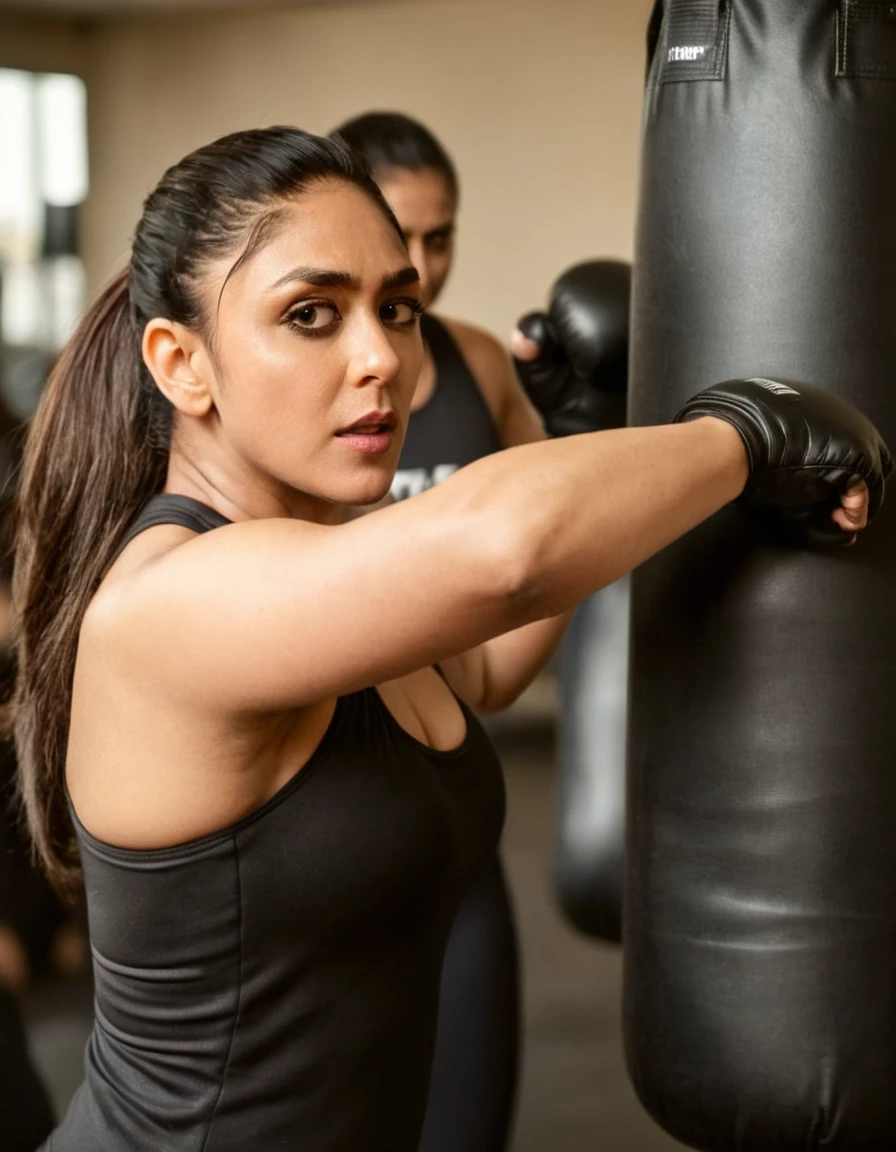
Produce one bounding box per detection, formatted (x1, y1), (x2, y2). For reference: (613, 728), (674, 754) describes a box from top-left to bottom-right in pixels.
(512, 259), (631, 943)
(625, 3), (896, 1149)
(556, 575), (628, 942)
(547, 262), (630, 943)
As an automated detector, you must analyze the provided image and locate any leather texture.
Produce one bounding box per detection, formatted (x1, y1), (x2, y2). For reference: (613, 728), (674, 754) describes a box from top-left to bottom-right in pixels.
(625, 3), (896, 1148)
(515, 260), (630, 437)
(514, 260), (632, 942)
(554, 576), (629, 941)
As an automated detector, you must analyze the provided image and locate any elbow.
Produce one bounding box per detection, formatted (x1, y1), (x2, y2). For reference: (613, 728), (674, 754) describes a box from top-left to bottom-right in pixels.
(437, 461), (562, 629)
(474, 509), (554, 627)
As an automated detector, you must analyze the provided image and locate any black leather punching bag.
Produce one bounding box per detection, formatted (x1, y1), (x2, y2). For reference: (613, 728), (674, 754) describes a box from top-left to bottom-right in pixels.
(624, 3), (896, 1149)
(513, 259), (631, 943)
(545, 262), (631, 944)
(536, 263), (626, 944)
(556, 575), (628, 941)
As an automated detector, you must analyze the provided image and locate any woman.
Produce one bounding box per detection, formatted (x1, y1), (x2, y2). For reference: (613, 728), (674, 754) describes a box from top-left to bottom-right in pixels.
(10, 126), (882, 1151)
(331, 110), (545, 1152)
(332, 112), (546, 498)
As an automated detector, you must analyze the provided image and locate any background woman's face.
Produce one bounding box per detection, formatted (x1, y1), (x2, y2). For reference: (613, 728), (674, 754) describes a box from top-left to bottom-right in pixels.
(374, 166), (456, 309)
(199, 180), (424, 510)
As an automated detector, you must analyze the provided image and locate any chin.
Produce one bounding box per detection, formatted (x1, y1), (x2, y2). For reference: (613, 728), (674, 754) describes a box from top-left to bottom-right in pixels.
(319, 455), (398, 510)
(341, 474), (395, 508)
(352, 486), (394, 508)
(337, 485), (393, 521)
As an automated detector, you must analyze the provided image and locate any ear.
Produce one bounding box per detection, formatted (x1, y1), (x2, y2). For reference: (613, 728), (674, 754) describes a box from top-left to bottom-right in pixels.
(142, 319), (215, 417)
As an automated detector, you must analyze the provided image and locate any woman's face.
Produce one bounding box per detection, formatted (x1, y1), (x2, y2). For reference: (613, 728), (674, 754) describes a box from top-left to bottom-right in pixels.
(374, 166), (456, 309)
(192, 180), (424, 514)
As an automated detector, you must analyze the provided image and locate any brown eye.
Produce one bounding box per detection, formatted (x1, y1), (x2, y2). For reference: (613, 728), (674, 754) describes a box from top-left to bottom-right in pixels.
(287, 303), (339, 331)
(381, 300), (422, 326)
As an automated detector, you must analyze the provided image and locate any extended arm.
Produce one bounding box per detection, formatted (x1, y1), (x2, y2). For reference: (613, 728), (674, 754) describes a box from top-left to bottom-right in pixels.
(99, 378), (885, 717)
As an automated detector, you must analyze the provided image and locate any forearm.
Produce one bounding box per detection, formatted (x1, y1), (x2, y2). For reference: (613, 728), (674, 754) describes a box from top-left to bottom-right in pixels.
(498, 385), (549, 449)
(429, 417), (747, 622)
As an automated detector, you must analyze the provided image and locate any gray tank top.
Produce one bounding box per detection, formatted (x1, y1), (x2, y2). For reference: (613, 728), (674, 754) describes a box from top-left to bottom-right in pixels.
(46, 495), (505, 1152)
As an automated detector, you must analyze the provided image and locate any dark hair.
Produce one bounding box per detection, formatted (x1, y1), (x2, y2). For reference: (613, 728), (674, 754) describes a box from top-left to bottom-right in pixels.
(11, 126), (403, 892)
(332, 112), (459, 202)
(0, 393), (25, 590)
(0, 394), (25, 704)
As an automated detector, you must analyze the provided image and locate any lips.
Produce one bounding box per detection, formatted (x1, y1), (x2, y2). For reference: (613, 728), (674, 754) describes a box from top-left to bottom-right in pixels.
(337, 411), (397, 436)
(334, 409), (398, 456)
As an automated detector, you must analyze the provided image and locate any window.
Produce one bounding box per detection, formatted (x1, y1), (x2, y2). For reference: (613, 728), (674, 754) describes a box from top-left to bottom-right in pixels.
(0, 68), (88, 415)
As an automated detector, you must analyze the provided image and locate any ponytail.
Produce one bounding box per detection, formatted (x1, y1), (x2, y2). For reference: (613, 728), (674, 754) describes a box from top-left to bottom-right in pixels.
(11, 268), (170, 892)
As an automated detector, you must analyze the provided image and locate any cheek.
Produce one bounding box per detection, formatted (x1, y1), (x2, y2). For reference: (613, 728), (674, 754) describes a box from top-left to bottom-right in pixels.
(400, 343), (425, 399)
(427, 250), (452, 289)
(227, 326), (331, 399)
(216, 337), (333, 441)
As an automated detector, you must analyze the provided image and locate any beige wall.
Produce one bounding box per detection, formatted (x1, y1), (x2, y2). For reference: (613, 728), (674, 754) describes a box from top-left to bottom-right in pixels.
(0, 13), (89, 75)
(67, 0), (652, 338)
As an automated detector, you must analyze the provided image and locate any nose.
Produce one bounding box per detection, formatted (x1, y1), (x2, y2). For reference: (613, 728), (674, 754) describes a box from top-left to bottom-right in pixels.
(347, 311), (402, 390)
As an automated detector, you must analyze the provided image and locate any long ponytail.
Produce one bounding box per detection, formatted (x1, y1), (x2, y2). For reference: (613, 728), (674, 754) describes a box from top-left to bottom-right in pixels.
(12, 269), (170, 892)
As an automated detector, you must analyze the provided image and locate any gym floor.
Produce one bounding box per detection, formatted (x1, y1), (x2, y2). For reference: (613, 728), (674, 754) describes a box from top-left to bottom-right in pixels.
(23, 676), (683, 1151)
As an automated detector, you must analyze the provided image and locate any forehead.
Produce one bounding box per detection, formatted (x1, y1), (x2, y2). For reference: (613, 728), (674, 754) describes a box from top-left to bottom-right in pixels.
(375, 166), (456, 233)
(226, 181), (409, 291)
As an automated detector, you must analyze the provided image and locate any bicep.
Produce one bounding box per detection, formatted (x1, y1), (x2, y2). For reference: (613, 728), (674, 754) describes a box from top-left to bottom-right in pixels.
(110, 495), (529, 715)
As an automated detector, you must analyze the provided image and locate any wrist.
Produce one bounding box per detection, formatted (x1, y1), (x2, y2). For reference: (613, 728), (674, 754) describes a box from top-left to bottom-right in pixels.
(692, 415), (751, 498)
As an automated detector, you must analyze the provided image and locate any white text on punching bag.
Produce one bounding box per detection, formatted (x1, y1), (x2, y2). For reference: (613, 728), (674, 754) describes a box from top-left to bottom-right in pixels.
(668, 45), (707, 62)
(747, 378), (800, 398)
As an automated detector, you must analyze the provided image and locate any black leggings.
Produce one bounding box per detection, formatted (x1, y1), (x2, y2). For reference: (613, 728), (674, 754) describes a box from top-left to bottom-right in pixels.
(419, 853), (521, 1152)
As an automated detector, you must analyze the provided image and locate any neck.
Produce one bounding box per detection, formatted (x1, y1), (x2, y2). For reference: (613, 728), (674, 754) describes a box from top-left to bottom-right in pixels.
(164, 436), (341, 527)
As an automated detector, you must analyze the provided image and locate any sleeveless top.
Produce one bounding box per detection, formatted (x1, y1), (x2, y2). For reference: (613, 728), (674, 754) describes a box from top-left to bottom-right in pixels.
(46, 495), (506, 1152)
(390, 314), (502, 501)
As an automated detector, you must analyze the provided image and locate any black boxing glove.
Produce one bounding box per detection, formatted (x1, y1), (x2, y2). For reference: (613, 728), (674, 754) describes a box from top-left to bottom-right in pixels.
(514, 260), (631, 436)
(676, 376), (892, 545)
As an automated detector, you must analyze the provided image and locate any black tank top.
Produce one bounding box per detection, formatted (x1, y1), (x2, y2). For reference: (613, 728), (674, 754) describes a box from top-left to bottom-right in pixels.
(390, 314), (502, 501)
(47, 495), (505, 1152)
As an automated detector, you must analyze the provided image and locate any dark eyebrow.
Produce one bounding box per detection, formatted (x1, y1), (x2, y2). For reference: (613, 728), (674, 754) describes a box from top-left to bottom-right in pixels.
(269, 265), (420, 293)
(424, 224), (455, 241)
(382, 266), (421, 291)
(270, 267), (359, 291)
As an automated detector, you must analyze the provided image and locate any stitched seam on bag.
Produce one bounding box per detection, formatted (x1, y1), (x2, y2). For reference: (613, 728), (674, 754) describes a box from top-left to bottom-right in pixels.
(836, 0), (896, 78)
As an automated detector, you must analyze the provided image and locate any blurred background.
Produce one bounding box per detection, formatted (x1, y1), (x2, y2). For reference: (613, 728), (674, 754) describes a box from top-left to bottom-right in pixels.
(0, 1), (682, 1148)
(1, 0), (652, 389)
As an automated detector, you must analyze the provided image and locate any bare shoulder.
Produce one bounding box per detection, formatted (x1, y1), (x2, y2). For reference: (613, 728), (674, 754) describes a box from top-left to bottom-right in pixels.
(440, 315), (509, 381)
(80, 522), (198, 642)
(81, 516), (321, 661)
